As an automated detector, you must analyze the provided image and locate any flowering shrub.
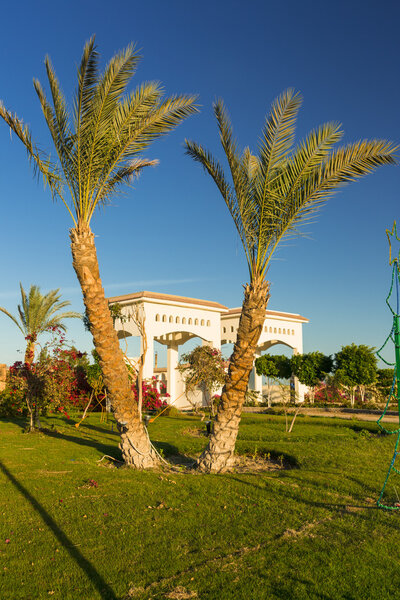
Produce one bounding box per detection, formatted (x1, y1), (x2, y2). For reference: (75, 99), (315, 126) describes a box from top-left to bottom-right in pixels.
(132, 376), (169, 412)
(4, 328), (90, 429)
(309, 382), (348, 404)
(0, 388), (25, 418)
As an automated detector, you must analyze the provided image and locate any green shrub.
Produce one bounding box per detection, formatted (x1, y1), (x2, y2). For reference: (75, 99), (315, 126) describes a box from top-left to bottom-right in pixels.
(0, 389), (27, 418)
(161, 404), (181, 417)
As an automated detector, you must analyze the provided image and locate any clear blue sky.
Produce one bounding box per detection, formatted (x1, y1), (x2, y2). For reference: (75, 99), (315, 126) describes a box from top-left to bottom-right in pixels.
(0, 0), (399, 366)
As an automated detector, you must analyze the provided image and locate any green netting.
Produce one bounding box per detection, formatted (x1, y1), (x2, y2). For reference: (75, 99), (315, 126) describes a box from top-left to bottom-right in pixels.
(377, 223), (400, 510)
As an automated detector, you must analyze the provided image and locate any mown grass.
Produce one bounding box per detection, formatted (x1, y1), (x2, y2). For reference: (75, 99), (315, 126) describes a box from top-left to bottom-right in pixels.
(1, 412), (400, 599)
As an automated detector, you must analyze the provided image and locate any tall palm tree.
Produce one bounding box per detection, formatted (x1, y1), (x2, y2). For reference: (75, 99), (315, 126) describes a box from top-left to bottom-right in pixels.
(0, 37), (197, 468)
(185, 90), (397, 472)
(0, 284), (80, 364)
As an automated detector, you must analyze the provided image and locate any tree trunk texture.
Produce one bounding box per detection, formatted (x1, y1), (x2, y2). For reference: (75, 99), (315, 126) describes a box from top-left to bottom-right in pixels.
(70, 224), (159, 468)
(24, 338), (36, 365)
(197, 276), (270, 473)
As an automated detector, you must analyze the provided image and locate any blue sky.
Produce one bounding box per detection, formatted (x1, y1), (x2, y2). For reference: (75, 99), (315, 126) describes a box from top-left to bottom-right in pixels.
(0, 0), (399, 366)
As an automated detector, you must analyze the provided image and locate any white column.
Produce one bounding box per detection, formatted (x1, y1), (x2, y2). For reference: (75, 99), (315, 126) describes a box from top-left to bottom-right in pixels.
(167, 343), (179, 403)
(294, 377), (305, 403)
(292, 347), (305, 403)
(142, 334), (154, 380)
(250, 352), (263, 399)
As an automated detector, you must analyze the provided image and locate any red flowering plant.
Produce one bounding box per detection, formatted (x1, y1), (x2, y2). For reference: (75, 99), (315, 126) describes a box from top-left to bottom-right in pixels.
(132, 376), (169, 412)
(309, 382), (348, 405)
(4, 327), (89, 430)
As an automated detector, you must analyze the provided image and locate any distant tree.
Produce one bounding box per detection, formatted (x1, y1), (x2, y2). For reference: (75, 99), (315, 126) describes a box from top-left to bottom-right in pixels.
(334, 344), (377, 406)
(290, 352), (333, 403)
(178, 346), (227, 416)
(0, 284), (80, 364)
(274, 355), (292, 380)
(255, 354), (291, 407)
(376, 368), (396, 402)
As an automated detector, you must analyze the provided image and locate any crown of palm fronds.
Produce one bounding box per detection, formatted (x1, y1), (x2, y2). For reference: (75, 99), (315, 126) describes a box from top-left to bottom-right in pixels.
(0, 37), (198, 227)
(0, 283), (81, 337)
(185, 89), (397, 279)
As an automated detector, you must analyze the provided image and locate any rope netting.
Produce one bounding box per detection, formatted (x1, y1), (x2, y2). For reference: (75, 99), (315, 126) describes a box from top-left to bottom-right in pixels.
(377, 223), (400, 509)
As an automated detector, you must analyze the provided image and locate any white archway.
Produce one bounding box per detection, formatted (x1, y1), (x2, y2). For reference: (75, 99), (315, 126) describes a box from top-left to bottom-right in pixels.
(109, 291), (308, 407)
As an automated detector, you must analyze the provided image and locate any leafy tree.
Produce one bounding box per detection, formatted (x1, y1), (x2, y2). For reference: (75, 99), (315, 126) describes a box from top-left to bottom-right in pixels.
(185, 89), (396, 472)
(0, 39), (197, 468)
(6, 330), (84, 431)
(290, 352), (333, 402)
(0, 283), (80, 364)
(376, 368), (396, 401)
(178, 346), (227, 415)
(255, 354), (291, 407)
(334, 344), (377, 406)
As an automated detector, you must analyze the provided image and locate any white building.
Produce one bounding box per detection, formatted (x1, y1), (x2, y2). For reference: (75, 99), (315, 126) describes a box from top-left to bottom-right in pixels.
(108, 291), (308, 408)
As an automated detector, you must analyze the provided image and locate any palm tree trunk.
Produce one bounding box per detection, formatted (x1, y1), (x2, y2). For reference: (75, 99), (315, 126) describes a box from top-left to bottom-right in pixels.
(197, 276), (270, 473)
(70, 223), (159, 468)
(24, 337), (36, 365)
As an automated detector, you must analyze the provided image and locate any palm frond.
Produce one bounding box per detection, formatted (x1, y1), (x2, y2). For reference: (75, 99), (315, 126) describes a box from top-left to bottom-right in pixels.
(92, 94), (198, 211)
(185, 90), (397, 282)
(0, 102), (62, 198)
(185, 138), (256, 270)
(1, 284), (79, 343)
(258, 89), (302, 185)
(259, 139), (398, 273)
(0, 39), (198, 226)
(0, 307), (25, 336)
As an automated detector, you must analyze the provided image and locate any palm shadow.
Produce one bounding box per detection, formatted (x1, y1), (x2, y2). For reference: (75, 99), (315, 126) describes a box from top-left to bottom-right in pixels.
(0, 459), (118, 599)
(77, 421), (120, 437)
(41, 428), (122, 460)
(42, 429), (194, 469)
(152, 440), (196, 467)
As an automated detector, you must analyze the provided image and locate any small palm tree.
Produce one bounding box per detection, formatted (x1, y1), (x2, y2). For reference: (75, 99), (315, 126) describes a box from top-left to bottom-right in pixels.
(185, 90), (397, 472)
(0, 38), (197, 467)
(0, 284), (80, 364)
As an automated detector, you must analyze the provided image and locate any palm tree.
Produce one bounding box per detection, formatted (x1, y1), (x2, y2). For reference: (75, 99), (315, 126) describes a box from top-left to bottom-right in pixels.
(185, 90), (397, 472)
(0, 284), (80, 364)
(0, 38), (197, 468)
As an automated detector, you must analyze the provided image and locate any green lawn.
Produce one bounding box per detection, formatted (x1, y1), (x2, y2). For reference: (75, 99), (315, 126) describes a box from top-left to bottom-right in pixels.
(1, 412), (400, 599)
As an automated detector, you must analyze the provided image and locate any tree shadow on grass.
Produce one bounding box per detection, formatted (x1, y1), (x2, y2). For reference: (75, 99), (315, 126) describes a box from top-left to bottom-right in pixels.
(0, 417), (26, 430)
(77, 421), (120, 437)
(0, 459), (118, 600)
(41, 428), (122, 460)
(42, 429), (194, 469)
(226, 473), (384, 517)
(152, 440), (196, 467)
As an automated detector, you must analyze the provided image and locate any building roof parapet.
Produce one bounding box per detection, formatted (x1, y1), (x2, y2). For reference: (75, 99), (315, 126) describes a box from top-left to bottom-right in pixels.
(108, 291), (229, 313)
(222, 307), (309, 323)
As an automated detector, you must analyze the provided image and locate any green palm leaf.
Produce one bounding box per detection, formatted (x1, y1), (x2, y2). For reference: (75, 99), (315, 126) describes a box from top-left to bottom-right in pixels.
(185, 90), (397, 280)
(0, 39), (198, 228)
(0, 284), (80, 348)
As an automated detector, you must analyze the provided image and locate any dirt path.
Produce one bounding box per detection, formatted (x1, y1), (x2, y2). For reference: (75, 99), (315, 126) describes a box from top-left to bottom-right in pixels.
(243, 406), (399, 423)
(301, 408), (398, 423)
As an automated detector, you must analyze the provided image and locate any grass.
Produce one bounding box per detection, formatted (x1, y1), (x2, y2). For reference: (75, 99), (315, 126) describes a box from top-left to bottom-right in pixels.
(1, 411), (400, 599)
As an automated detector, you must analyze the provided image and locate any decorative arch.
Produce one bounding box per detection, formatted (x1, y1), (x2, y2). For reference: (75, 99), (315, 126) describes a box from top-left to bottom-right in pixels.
(257, 339), (296, 353)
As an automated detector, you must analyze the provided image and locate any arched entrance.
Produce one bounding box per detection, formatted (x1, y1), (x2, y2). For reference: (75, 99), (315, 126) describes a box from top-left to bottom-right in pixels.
(109, 291), (309, 407)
